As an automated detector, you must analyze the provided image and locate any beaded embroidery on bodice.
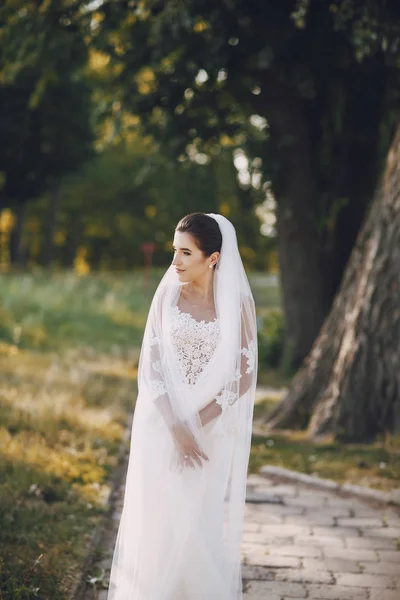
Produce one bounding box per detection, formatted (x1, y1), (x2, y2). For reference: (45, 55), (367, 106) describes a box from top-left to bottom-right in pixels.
(170, 305), (220, 386)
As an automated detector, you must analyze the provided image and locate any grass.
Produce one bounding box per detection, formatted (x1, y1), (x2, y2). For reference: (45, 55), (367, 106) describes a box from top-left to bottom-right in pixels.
(250, 397), (400, 493)
(0, 269), (161, 352)
(0, 269), (160, 599)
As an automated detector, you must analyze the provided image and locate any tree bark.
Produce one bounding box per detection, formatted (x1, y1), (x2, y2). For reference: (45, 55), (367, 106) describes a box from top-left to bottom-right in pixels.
(61, 215), (82, 268)
(42, 185), (61, 267)
(9, 202), (25, 266)
(265, 122), (400, 442)
(257, 73), (328, 370)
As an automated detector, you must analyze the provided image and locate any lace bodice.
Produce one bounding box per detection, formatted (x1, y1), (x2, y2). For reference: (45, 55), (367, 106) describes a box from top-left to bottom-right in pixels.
(170, 306), (220, 386)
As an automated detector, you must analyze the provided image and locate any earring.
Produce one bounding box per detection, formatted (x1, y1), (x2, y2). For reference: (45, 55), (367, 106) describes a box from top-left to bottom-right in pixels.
(209, 264), (213, 269)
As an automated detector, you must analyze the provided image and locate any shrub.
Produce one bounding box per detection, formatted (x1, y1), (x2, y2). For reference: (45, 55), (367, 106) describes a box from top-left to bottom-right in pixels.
(257, 309), (284, 369)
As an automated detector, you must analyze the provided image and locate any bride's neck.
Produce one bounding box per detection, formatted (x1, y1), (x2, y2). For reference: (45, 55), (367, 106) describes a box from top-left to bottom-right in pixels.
(186, 273), (214, 302)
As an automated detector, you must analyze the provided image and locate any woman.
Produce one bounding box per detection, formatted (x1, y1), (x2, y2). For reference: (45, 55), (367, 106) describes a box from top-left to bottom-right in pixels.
(107, 213), (257, 600)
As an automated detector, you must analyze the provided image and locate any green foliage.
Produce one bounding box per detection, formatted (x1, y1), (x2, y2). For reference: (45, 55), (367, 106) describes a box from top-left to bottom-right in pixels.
(257, 309), (285, 368)
(0, 72), (94, 207)
(20, 135), (272, 271)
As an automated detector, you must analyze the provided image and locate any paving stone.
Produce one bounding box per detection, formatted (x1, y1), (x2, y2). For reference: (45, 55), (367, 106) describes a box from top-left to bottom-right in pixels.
(367, 527), (400, 539)
(323, 547), (378, 562)
(265, 484), (299, 496)
(306, 507), (352, 518)
(347, 501), (384, 514)
(244, 581), (307, 598)
(256, 513), (285, 525)
(376, 550), (400, 562)
(241, 531), (273, 544)
(294, 535), (346, 548)
(263, 504), (306, 516)
(306, 584), (368, 599)
(242, 538), (295, 552)
(362, 561), (400, 575)
(345, 535), (397, 550)
(312, 526), (361, 537)
(274, 568), (335, 585)
(337, 517), (387, 528)
(335, 573), (398, 588)
(289, 496), (328, 508)
(294, 489), (332, 498)
(302, 557), (362, 574)
(284, 514), (336, 527)
(324, 497), (356, 508)
(246, 490), (284, 504)
(242, 546), (302, 568)
(248, 554), (301, 569)
(266, 544), (323, 558)
(241, 565), (274, 581)
(243, 580), (280, 599)
(261, 524), (312, 537)
(369, 590), (400, 600)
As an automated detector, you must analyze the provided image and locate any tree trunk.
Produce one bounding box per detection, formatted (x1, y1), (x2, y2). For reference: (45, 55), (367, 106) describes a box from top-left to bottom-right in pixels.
(9, 202), (25, 266)
(42, 185), (61, 267)
(265, 122), (400, 442)
(322, 58), (385, 301)
(257, 73), (328, 370)
(61, 215), (82, 268)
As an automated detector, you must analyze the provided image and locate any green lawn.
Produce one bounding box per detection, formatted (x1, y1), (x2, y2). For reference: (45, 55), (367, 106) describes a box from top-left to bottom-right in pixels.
(0, 270), (159, 599)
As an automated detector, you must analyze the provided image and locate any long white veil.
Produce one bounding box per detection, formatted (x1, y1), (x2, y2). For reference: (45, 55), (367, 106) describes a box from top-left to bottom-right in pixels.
(107, 214), (257, 599)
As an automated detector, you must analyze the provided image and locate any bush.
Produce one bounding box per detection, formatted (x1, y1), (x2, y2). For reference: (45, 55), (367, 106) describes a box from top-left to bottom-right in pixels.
(257, 309), (284, 369)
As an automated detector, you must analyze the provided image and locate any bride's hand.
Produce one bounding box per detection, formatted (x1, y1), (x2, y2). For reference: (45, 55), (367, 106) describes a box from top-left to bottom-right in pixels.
(170, 423), (209, 469)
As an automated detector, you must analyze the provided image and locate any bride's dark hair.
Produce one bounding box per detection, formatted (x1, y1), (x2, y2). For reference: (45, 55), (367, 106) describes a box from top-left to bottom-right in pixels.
(176, 213), (222, 258)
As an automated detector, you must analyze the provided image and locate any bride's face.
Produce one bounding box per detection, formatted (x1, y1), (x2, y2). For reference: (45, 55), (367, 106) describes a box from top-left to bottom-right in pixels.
(172, 231), (214, 283)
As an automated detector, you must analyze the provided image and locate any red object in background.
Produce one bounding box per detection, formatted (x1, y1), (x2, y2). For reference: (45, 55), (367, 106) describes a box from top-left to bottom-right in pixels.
(141, 242), (156, 285)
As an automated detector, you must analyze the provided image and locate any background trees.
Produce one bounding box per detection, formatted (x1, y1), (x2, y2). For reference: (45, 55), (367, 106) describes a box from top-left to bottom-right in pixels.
(1, 0), (399, 439)
(86, 0), (400, 367)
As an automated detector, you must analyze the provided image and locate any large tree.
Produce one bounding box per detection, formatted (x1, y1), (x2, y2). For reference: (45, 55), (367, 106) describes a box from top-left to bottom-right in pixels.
(266, 120), (400, 441)
(91, 0), (399, 368)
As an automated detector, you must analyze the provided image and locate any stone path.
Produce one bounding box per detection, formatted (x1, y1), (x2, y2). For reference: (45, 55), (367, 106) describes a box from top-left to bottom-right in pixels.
(80, 470), (400, 600)
(242, 473), (400, 599)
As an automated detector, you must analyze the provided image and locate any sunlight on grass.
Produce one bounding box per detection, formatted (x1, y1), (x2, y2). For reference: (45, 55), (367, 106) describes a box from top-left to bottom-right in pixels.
(0, 270), (158, 599)
(251, 397), (400, 493)
(250, 429), (400, 493)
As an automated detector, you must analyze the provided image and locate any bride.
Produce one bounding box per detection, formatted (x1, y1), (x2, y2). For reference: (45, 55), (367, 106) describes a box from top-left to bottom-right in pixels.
(107, 213), (257, 599)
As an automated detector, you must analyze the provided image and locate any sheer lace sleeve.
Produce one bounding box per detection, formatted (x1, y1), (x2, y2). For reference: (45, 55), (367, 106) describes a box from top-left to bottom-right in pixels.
(139, 287), (179, 431)
(199, 297), (257, 426)
(149, 326), (183, 431)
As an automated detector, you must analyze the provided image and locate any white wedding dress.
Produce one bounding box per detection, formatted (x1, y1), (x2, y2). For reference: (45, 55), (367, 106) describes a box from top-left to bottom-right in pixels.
(157, 304), (236, 599)
(108, 214), (257, 600)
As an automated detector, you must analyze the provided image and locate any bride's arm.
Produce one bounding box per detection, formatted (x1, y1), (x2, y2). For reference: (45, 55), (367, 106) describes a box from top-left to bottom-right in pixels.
(198, 301), (257, 427)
